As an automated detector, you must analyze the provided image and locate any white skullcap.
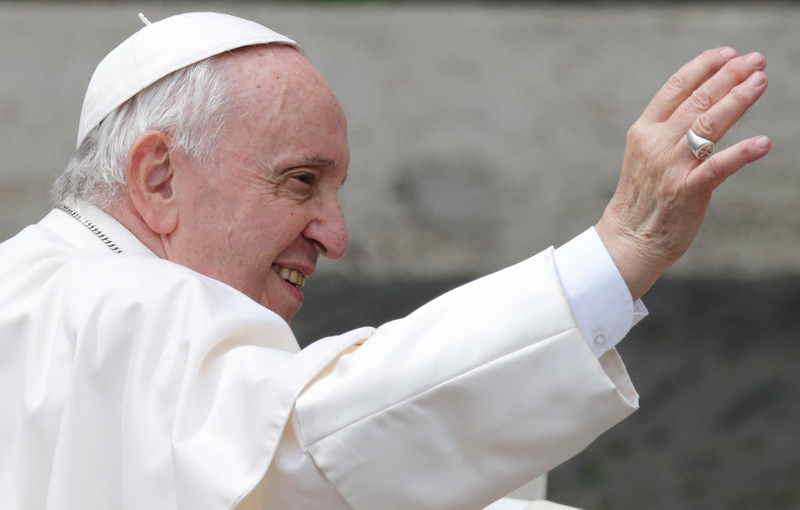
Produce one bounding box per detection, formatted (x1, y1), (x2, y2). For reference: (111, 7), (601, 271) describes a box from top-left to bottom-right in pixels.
(77, 12), (299, 149)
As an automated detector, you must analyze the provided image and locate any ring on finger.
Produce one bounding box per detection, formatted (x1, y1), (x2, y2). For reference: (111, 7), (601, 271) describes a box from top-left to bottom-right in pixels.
(686, 128), (716, 160)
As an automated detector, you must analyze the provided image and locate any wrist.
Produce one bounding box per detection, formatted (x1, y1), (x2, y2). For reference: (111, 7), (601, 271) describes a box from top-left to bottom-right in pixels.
(595, 215), (665, 301)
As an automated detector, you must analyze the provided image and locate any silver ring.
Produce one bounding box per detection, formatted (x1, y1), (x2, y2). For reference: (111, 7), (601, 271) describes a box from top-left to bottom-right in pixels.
(686, 128), (716, 160)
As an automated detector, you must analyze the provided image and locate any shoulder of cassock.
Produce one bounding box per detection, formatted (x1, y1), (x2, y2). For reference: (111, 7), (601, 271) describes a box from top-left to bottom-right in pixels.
(1, 208), (639, 510)
(0, 212), (372, 510)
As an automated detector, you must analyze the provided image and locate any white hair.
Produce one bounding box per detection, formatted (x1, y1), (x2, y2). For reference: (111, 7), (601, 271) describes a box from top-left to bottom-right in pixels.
(51, 56), (235, 208)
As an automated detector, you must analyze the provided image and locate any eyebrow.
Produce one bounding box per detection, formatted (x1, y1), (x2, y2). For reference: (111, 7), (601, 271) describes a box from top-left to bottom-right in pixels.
(300, 155), (347, 188)
(305, 156), (337, 168)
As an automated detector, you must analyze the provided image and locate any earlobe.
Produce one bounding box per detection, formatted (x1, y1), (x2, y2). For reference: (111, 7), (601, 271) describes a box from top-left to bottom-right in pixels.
(125, 131), (179, 235)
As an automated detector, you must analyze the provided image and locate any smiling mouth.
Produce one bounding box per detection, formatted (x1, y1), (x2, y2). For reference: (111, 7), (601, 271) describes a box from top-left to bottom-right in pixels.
(272, 263), (306, 287)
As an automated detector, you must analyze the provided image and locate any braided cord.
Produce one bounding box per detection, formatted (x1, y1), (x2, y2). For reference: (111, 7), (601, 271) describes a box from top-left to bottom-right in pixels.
(54, 204), (123, 254)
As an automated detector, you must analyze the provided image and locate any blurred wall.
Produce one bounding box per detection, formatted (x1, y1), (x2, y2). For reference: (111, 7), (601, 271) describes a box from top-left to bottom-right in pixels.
(2, 3), (800, 510)
(1, 2), (798, 279)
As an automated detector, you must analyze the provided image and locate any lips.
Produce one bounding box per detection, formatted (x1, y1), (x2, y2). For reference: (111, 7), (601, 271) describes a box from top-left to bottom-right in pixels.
(271, 263), (306, 287)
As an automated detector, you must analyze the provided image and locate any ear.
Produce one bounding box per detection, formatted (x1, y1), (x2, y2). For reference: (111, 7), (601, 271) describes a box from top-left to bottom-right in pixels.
(125, 130), (179, 235)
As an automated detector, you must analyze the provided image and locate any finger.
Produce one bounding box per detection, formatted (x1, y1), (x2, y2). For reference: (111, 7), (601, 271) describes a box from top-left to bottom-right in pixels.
(668, 52), (766, 136)
(686, 136), (771, 194)
(682, 71), (768, 151)
(640, 47), (737, 124)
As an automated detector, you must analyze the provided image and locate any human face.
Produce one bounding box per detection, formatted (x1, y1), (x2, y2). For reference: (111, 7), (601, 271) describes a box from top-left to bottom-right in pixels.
(168, 47), (349, 324)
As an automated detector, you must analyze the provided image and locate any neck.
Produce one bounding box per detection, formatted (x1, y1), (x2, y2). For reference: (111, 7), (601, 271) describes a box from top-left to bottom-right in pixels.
(105, 197), (169, 259)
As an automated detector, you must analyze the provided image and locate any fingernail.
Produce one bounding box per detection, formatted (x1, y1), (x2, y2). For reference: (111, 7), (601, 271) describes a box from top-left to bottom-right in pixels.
(755, 136), (770, 149)
(745, 52), (764, 67)
(720, 47), (737, 59)
(747, 72), (765, 87)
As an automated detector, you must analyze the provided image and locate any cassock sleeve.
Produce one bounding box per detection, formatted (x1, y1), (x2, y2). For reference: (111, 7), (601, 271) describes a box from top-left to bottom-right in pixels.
(291, 247), (639, 510)
(35, 246), (635, 510)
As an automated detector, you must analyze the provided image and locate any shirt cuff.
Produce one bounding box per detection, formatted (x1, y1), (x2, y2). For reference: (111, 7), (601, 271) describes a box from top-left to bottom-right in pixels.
(553, 227), (648, 358)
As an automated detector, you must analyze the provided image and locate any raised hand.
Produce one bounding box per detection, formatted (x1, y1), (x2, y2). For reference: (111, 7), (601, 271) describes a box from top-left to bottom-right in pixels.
(595, 48), (771, 301)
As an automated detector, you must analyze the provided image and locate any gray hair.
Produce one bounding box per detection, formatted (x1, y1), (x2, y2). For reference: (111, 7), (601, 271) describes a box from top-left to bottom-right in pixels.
(51, 56), (235, 208)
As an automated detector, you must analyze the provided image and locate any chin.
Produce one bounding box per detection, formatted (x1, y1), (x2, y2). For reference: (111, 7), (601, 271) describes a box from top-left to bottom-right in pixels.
(261, 299), (299, 326)
(258, 283), (302, 325)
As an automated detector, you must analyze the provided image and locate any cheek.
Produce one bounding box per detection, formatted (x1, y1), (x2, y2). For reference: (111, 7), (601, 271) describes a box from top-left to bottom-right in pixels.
(275, 221), (306, 248)
(217, 200), (313, 265)
(236, 217), (303, 262)
(275, 207), (314, 239)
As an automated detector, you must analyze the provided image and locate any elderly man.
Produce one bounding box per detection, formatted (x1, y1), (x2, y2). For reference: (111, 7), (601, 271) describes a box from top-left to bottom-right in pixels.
(0, 12), (769, 510)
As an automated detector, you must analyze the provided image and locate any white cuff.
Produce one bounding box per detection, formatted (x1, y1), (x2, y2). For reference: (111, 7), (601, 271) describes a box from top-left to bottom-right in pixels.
(554, 227), (648, 358)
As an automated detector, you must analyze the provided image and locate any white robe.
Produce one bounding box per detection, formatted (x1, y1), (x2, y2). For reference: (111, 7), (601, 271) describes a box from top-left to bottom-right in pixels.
(0, 206), (638, 510)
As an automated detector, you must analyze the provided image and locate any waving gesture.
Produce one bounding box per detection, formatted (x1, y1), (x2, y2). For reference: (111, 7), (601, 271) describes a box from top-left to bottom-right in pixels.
(596, 48), (771, 300)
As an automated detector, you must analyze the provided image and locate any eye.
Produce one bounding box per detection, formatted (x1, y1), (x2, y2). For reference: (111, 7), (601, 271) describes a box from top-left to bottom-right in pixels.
(291, 172), (317, 187)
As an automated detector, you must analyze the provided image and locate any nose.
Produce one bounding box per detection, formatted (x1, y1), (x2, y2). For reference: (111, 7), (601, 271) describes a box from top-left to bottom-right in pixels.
(303, 197), (348, 259)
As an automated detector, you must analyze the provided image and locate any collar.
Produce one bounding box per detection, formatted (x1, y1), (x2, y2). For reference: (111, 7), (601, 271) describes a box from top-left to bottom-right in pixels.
(40, 199), (158, 258)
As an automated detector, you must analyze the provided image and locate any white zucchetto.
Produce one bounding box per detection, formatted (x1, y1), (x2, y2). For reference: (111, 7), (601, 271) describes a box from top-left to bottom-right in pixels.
(77, 12), (298, 148)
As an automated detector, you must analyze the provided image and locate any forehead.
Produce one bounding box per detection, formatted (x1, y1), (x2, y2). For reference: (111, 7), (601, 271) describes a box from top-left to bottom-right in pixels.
(224, 46), (343, 126)
(219, 46), (348, 161)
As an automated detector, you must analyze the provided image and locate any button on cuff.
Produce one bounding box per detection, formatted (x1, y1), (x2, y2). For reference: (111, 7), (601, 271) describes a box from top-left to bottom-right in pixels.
(593, 332), (607, 347)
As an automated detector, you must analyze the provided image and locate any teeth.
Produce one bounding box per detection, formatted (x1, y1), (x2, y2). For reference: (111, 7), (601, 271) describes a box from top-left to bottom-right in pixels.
(273, 264), (306, 287)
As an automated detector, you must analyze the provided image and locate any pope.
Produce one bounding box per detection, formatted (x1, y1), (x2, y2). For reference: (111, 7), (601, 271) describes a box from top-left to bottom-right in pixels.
(0, 12), (769, 510)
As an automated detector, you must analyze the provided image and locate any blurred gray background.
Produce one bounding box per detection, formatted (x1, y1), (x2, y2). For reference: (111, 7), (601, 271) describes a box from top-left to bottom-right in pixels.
(1, 2), (799, 509)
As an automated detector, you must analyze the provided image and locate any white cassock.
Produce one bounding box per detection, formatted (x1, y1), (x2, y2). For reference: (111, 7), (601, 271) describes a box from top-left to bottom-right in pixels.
(0, 201), (644, 510)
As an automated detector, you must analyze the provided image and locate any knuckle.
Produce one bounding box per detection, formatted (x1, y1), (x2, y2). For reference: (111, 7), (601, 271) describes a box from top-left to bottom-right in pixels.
(738, 141), (753, 160)
(699, 50), (717, 68)
(666, 70), (685, 93)
(689, 88), (712, 112)
(729, 85), (750, 107)
(705, 155), (725, 182)
(721, 60), (743, 82)
(627, 122), (643, 141)
(694, 114), (716, 138)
